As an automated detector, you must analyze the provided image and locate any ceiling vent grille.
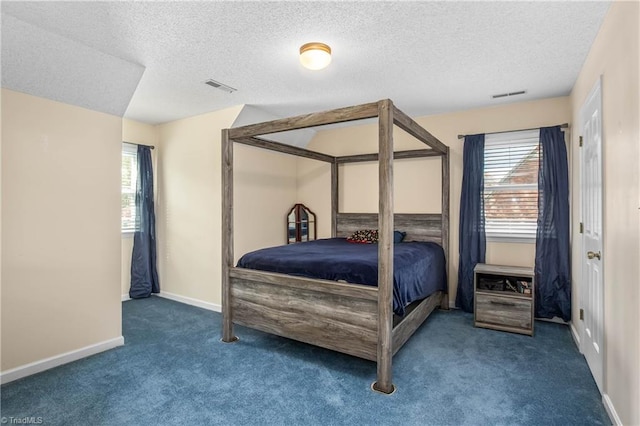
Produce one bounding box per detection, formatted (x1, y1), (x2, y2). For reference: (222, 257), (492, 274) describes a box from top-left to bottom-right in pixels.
(492, 90), (526, 99)
(205, 79), (237, 93)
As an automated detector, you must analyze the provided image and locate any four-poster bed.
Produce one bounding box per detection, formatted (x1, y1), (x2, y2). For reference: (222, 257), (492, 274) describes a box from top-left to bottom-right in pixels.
(221, 99), (450, 394)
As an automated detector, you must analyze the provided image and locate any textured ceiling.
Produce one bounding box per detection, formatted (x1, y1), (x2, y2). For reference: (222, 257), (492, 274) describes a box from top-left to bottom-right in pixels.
(1, 13), (145, 117)
(1, 1), (611, 125)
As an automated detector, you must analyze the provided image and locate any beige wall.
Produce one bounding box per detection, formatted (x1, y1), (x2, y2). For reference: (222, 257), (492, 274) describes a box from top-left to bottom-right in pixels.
(1, 89), (122, 371)
(299, 97), (571, 302)
(121, 119), (159, 298)
(233, 144), (299, 262)
(569, 1), (639, 424)
(156, 106), (298, 306)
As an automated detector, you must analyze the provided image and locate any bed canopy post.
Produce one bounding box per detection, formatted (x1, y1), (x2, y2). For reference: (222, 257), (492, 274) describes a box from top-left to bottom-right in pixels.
(221, 129), (238, 343)
(372, 99), (395, 394)
(331, 160), (338, 238)
(441, 148), (450, 309)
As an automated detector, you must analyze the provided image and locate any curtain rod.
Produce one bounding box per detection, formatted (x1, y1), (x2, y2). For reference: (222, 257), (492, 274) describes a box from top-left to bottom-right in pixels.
(457, 123), (569, 140)
(123, 141), (155, 150)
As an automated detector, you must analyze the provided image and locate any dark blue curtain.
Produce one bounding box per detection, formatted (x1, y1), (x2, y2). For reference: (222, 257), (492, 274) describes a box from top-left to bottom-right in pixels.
(130, 146), (160, 299)
(456, 134), (486, 312)
(534, 126), (570, 320)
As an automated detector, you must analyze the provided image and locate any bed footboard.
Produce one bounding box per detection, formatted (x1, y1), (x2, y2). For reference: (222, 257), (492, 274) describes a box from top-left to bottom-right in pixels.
(229, 267), (379, 361)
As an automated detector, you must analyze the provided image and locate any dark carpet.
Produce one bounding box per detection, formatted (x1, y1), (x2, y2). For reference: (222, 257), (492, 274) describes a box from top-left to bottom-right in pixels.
(1, 296), (610, 425)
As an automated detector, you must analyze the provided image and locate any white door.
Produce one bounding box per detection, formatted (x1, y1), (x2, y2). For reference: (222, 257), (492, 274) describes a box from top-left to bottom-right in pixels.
(580, 77), (604, 394)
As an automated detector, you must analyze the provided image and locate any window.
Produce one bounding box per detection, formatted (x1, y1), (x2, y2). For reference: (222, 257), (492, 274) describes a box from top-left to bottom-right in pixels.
(483, 130), (540, 241)
(122, 143), (137, 232)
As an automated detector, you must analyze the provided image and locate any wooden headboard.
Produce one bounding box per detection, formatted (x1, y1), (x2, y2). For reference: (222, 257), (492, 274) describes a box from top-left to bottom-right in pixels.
(335, 213), (443, 245)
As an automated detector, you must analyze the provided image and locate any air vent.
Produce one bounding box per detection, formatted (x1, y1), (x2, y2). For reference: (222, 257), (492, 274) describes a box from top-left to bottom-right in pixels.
(205, 79), (237, 93)
(492, 90), (526, 99)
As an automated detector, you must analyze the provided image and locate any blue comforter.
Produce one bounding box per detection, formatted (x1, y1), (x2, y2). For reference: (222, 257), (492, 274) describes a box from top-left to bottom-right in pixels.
(236, 238), (447, 316)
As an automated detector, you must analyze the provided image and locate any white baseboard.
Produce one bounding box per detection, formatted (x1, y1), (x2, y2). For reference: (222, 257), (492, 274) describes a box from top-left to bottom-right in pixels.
(602, 393), (622, 425)
(156, 291), (221, 313)
(0, 336), (124, 385)
(121, 294), (131, 302)
(536, 316), (568, 324)
(570, 322), (581, 349)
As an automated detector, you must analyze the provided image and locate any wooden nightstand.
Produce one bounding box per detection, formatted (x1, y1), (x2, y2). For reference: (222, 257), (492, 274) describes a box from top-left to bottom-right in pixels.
(474, 263), (535, 336)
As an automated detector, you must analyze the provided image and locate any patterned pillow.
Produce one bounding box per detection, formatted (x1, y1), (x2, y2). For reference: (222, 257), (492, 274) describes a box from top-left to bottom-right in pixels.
(346, 229), (379, 243)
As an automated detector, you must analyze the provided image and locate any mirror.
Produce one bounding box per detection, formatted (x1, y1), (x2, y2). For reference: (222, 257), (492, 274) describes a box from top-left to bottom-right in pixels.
(287, 203), (317, 244)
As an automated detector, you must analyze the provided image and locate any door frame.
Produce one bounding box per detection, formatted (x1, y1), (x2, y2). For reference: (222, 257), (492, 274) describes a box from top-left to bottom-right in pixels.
(578, 75), (605, 393)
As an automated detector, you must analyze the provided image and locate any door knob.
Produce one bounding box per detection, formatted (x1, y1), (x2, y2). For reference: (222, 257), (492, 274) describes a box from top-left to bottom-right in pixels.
(587, 251), (601, 260)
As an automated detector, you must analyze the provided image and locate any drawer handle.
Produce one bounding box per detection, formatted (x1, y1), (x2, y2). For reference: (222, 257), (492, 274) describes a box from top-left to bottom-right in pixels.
(489, 300), (516, 307)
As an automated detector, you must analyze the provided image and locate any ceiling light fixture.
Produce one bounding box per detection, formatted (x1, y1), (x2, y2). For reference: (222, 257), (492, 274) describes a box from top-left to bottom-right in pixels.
(299, 42), (332, 70)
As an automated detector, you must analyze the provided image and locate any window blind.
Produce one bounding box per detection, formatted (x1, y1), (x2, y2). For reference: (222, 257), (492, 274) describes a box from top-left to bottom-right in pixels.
(483, 130), (540, 239)
(122, 143), (138, 232)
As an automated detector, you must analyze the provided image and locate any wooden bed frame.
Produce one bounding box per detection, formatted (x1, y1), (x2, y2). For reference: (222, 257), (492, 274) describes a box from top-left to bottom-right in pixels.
(221, 99), (450, 394)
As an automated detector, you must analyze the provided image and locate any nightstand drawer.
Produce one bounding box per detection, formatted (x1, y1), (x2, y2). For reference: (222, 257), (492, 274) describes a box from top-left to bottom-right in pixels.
(475, 293), (532, 330)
